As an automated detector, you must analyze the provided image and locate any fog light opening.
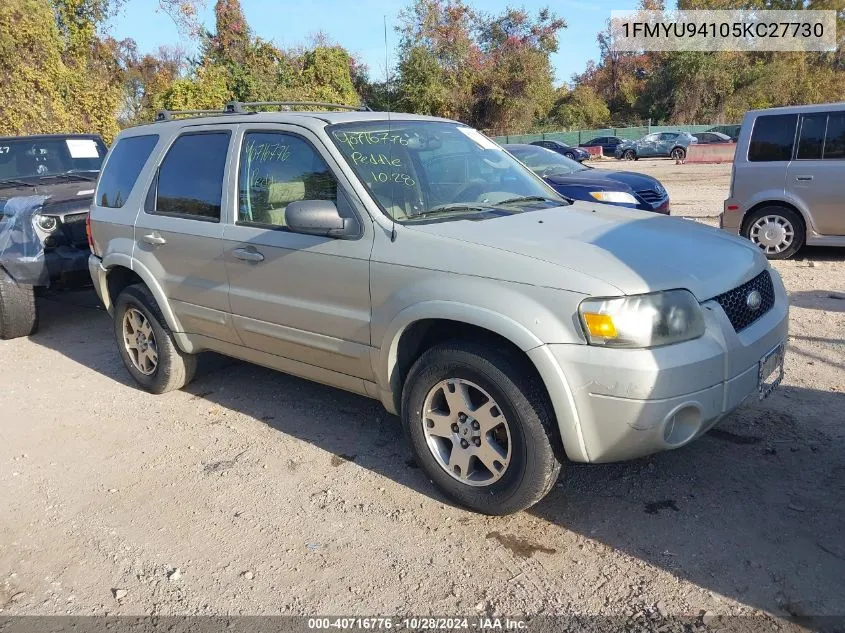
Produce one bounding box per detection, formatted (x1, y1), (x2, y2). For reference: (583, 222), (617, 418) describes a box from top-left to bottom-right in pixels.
(663, 405), (702, 447)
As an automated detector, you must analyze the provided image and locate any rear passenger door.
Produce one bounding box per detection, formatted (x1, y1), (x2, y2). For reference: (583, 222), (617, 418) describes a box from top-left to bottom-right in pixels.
(132, 126), (240, 343)
(222, 125), (374, 380)
(787, 111), (845, 236)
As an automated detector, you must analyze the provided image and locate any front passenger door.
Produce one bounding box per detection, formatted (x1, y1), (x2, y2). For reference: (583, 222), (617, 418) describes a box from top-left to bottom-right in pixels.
(223, 127), (374, 380)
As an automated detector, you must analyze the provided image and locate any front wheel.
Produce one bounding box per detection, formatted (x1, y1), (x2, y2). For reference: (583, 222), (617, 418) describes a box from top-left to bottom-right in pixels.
(0, 269), (38, 340)
(742, 206), (805, 260)
(401, 342), (562, 515)
(113, 284), (196, 393)
(622, 149), (636, 161)
(564, 152), (575, 160)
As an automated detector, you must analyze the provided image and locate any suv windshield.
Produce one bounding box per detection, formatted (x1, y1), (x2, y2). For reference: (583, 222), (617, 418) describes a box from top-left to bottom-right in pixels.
(508, 147), (588, 178)
(327, 121), (564, 222)
(0, 137), (107, 183)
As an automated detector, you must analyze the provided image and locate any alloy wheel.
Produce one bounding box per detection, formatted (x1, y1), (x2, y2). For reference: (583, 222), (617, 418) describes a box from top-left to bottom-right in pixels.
(421, 378), (512, 487)
(122, 307), (159, 375)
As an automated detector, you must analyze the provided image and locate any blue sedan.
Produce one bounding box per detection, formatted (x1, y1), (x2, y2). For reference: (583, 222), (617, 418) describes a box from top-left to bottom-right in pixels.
(505, 144), (670, 214)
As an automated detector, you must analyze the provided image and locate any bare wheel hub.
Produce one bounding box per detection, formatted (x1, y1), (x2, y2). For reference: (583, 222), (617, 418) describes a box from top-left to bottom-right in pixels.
(421, 378), (512, 487)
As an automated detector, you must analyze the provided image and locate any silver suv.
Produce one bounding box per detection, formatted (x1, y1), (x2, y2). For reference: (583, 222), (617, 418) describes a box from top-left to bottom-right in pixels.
(722, 102), (845, 259)
(88, 103), (788, 515)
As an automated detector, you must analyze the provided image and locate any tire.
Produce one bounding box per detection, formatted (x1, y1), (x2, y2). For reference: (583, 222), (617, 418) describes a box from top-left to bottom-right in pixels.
(622, 149), (636, 161)
(0, 269), (38, 340)
(113, 283), (196, 394)
(741, 205), (805, 260)
(401, 341), (562, 515)
(564, 152), (575, 160)
(670, 147), (686, 161)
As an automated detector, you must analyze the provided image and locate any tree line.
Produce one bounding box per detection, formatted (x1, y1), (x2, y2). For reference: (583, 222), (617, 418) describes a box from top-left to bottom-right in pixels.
(1, 0), (842, 142)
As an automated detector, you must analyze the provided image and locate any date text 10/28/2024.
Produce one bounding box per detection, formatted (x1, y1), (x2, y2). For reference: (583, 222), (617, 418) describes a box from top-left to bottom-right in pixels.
(308, 617), (528, 630)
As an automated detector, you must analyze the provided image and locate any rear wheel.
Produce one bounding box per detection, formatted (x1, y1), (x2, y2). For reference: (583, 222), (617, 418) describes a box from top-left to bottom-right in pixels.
(670, 147), (686, 161)
(0, 269), (38, 340)
(401, 341), (562, 515)
(113, 284), (196, 393)
(622, 149), (636, 161)
(742, 206), (805, 260)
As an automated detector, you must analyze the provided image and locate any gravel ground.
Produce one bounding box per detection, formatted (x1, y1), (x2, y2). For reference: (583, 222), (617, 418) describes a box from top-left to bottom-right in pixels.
(1, 160), (844, 628)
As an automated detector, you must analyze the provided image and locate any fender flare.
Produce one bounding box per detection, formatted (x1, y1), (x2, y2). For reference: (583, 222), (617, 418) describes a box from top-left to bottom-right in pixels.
(101, 254), (184, 334)
(741, 195), (816, 236)
(375, 301), (586, 462)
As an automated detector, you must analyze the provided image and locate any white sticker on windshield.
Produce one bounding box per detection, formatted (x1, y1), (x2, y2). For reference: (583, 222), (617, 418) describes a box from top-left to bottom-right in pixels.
(456, 127), (502, 151)
(66, 139), (100, 159)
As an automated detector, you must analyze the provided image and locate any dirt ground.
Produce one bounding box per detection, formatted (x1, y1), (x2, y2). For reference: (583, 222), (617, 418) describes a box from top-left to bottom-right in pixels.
(1, 159), (844, 627)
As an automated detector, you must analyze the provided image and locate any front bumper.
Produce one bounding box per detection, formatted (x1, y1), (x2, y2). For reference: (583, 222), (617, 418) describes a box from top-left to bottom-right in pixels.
(1, 245), (90, 288)
(529, 270), (789, 463)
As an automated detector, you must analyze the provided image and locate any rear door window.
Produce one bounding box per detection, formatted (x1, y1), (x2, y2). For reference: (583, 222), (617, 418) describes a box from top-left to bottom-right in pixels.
(154, 132), (230, 221)
(96, 135), (158, 208)
(823, 113), (845, 159)
(796, 114), (827, 160)
(748, 114), (798, 162)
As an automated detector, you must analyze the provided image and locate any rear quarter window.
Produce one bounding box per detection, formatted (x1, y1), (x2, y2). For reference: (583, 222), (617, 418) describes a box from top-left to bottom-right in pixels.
(97, 135), (159, 208)
(748, 114), (798, 162)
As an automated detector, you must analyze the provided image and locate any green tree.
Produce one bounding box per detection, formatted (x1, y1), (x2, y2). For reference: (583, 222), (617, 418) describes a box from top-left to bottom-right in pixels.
(0, 0), (70, 136)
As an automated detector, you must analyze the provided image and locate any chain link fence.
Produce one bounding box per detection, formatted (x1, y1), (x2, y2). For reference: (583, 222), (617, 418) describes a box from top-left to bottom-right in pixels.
(492, 123), (736, 146)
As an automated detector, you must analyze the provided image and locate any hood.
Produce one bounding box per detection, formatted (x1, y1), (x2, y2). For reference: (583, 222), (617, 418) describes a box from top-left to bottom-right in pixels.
(406, 203), (767, 301)
(0, 179), (96, 217)
(546, 169), (662, 193)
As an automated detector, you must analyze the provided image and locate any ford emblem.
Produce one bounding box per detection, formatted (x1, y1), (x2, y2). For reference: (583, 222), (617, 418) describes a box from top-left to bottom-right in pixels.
(746, 290), (763, 311)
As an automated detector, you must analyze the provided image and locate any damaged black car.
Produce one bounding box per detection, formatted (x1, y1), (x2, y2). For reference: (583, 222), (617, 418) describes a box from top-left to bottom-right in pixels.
(0, 134), (107, 339)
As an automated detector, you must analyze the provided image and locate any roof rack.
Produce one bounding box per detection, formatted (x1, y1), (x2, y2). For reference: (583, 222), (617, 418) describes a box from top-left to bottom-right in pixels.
(154, 109), (228, 122)
(224, 101), (371, 113)
(153, 100), (371, 122)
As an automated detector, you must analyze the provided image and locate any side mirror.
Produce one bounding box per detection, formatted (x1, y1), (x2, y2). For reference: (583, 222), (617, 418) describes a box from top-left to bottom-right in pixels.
(285, 200), (358, 239)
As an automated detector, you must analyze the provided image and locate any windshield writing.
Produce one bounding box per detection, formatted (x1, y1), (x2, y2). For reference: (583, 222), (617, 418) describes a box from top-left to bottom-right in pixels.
(328, 121), (563, 223)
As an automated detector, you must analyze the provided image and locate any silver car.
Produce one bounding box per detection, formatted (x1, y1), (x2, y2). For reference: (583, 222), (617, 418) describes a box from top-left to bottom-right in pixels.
(722, 102), (845, 259)
(88, 103), (788, 515)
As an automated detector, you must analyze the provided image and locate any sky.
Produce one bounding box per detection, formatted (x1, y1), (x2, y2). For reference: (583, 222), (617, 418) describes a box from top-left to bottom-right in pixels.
(109, 0), (639, 87)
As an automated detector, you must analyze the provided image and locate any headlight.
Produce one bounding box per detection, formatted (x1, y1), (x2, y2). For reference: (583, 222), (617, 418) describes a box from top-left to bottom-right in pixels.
(579, 290), (705, 348)
(589, 191), (639, 205)
(34, 214), (59, 232)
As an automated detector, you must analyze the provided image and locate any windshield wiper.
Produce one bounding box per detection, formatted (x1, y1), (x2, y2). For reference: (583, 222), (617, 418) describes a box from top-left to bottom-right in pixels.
(0, 178), (35, 188)
(495, 195), (569, 206)
(407, 202), (494, 219)
(39, 172), (96, 182)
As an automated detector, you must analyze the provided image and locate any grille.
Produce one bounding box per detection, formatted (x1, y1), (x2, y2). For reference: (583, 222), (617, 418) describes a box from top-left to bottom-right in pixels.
(713, 270), (775, 332)
(59, 213), (89, 248)
(636, 189), (666, 204)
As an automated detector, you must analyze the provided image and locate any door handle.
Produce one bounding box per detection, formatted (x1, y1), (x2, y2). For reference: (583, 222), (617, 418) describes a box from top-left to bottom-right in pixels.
(796, 175), (814, 181)
(142, 233), (167, 246)
(233, 247), (265, 263)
